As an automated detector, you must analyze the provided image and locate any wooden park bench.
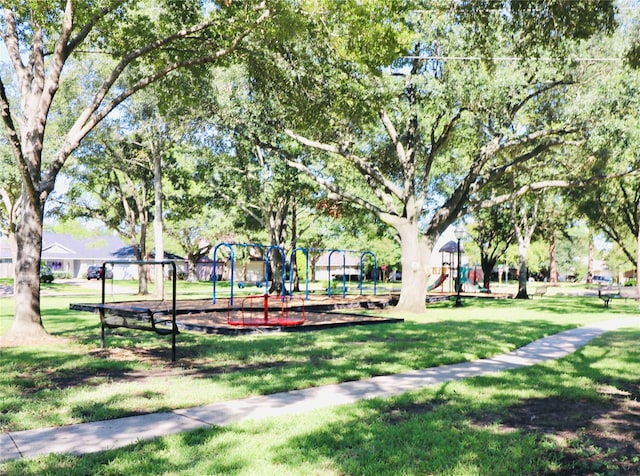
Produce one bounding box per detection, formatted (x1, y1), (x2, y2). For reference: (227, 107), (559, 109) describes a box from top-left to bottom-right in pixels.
(598, 285), (621, 308)
(532, 286), (548, 298)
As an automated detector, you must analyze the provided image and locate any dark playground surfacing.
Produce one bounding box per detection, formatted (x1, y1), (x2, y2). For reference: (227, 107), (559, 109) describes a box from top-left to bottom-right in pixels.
(71, 293), (404, 336)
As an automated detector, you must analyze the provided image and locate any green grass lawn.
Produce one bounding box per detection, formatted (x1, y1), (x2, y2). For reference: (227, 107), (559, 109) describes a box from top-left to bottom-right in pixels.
(1, 285), (639, 474)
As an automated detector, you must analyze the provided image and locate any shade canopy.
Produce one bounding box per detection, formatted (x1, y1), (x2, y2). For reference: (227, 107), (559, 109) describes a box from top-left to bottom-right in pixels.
(438, 240), (463, 253)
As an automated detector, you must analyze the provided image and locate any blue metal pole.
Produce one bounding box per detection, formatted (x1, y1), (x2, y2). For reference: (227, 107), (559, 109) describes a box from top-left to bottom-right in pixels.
(359, 251), (377, 296)
(289, 247), (310, 300)
(212, 243), (234, 304)
(342, 253), (346, 298)
(328, 250), (346, 298)
(373, 255), (377, 295)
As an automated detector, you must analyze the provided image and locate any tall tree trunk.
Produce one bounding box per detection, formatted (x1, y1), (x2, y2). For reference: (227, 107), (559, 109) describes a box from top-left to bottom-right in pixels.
(187, 254), (199, 282)
(394, 221), (432, 313)
(290, 252), (300, 292)
(137, 223), (149, 295)
(152, 141), (164, 298)
(267, 203), (288, 294)
(310, 253), (319, 282)
(267, 247), (285, 294)
(549, 233), (557, 284)
(480, 255), (497, 291)
(636, 225), (640, 298)
(516, 241), (530, 299)
(290, 201), (300, 292)
(587, 234), (594, 284)
(512, 198), (538, 299)
(6, 195), (48, 339)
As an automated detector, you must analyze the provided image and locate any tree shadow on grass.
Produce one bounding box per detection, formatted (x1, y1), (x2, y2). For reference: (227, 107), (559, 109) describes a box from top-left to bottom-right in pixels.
(469, 393), (640, 475)
(167, 318), (572, 393)
(4, 317), (572, 397)
(460, 329), (640, 474)
(3, 327), (638, 475)
(1, 426), (247, 476)
(271, 331), (640, 475)
(271, 391), (550, 475)
(0, 316), (596, 435)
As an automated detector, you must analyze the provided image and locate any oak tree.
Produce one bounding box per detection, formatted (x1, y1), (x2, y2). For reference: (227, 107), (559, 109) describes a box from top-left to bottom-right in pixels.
(0, 0), (272, 339)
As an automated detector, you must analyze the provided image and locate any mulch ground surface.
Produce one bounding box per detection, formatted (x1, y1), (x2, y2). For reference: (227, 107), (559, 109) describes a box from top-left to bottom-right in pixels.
(72, 294), (400, 334)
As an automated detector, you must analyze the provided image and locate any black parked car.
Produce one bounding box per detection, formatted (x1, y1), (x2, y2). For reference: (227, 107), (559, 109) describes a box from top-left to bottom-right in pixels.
(86, 265), (113, 280)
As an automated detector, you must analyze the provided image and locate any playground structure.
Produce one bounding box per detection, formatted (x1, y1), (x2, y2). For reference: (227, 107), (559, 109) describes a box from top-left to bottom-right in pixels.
(212, 243), (286, 306)
(426, 265), (486, 294)
(229, 294), (306, 326)
(429, 240), (486, 295)
(68, 248), (393, 360)
(427, 273), (448, 291)
(71, 270), (400, 361)
(211, 242), (379, 308)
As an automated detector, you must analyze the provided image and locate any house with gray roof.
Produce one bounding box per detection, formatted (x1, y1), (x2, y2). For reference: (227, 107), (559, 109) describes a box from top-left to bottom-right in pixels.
(0, 232), (132, 279)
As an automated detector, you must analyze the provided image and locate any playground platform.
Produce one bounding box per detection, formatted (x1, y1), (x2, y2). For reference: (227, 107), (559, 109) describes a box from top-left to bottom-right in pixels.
(70, 293), (403, 336)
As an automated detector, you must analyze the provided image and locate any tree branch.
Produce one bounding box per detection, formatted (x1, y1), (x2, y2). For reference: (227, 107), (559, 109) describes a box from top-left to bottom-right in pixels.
(42, 3), (272, 191)
(2, 8), (29, 98)
(284, 128), (403, 214)
(507, 79), (572, 121)
(0, 80), (39, 206)
(39, 0), (76, 121)
(283, 155), (390, 219)
(468, 169), (640, 212)
(471, 135), (573, 195)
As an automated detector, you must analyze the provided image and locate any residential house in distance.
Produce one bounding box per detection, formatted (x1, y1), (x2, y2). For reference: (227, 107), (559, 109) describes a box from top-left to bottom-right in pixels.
(314, 251), (364, 282)
(0, 232), (133, 279)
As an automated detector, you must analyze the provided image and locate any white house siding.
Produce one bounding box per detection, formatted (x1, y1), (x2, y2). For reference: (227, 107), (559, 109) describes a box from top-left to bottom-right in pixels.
(314, 252), (363, 282)
(0, 232), (187, 280)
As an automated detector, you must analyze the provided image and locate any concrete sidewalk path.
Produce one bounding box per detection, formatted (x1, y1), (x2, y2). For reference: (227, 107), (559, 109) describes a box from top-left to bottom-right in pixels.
(2, 317), (638, 463)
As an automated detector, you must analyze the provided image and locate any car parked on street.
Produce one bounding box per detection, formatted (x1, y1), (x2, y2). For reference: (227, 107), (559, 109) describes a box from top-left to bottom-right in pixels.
(592, 275), (613, 285)
(86, 265), (113, 280)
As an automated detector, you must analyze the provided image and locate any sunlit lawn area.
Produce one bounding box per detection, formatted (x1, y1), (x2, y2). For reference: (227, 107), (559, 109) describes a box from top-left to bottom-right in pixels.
(1, 282), (639, 474)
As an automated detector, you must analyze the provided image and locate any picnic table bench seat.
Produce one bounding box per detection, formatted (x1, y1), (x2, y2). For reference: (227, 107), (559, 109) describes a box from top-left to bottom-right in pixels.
(619, 287), (640, 301)
(532, 286), (548, 298)
(97, 304), (177, 336)
(426, 295), (451, 304)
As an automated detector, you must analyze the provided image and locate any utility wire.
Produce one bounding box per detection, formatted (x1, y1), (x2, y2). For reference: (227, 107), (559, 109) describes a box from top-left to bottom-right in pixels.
(402, 55), (622, 62)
